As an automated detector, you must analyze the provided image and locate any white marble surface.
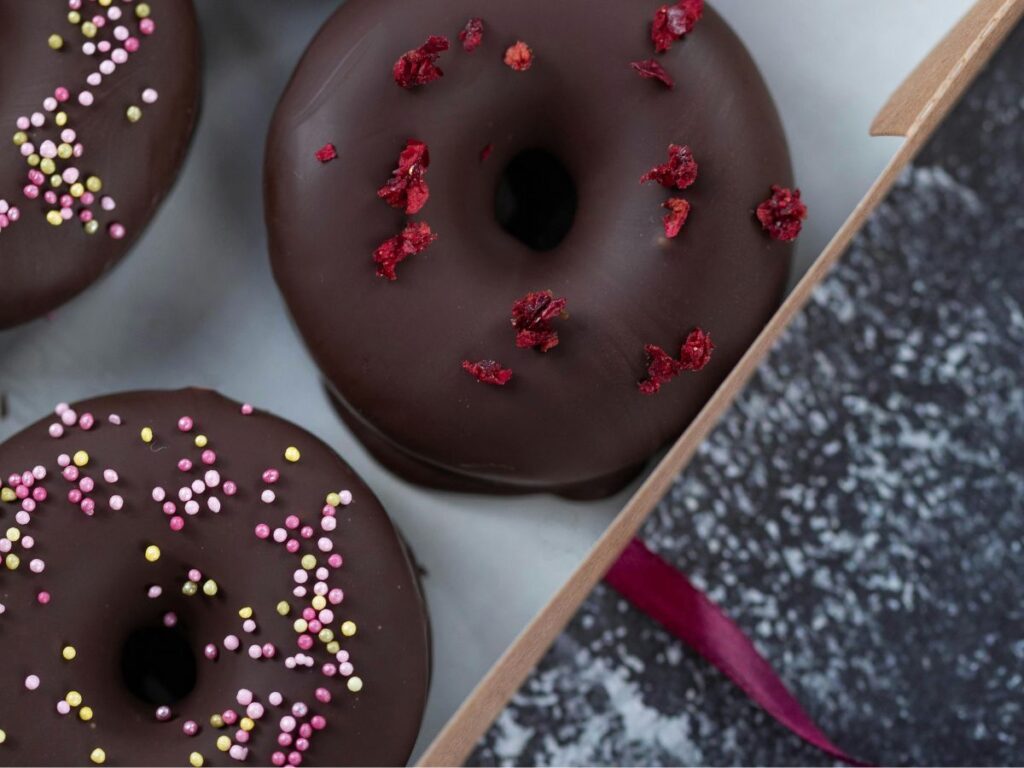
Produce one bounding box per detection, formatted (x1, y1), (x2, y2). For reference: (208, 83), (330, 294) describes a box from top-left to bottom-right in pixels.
(0, 1), (973, 760)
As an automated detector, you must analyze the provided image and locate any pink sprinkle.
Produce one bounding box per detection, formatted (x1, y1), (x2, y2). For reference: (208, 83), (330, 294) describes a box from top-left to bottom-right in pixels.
(201, 450), (216, 465)
(177, 416), (194, 432)
(139, 18), (155, 35)
(288, 751), (302, 766)
(321, 663), (337, 677)
(54, 87), (70, 102)
(255, 523), (270, 539)
(163, 612), (178, 628)
(223, 481), (237, 496)
(80, 498), (96, 516)
(235, 729), (250, 744)
(48, 423), (64, 438)
(79, 413), (95, 430)
(301, 526), (314, 540)
(222, 709), (238, 726)
(296, 635), (313, 651)
(125, 37), (140, 52)
(328, 588), (343, 605)
(241, 404), (254, 415)
(204, 643), (219, 660)
(169, 516), (185, 531)
(310, 715), (326, 731)
(285, 540), (300, 554)
(262, 643), (276, 659)
(284, 515), (299, 530)
(147, 586), (163, 599)
(79, 477), (95, 493)
(188, 568), (202, 582)
(108, 222), (125, 239)
(183, 720), (199, 737)
(163, 501), (176, 515)
(295, 739), (309, 753)
(246, 702), (265, 720)
(37, 591), (51, 605)
(178, 459), (193, 472)
(262, 469), (280, 484)
(328, 554), (343, 569)
(272, 753), (286, 767)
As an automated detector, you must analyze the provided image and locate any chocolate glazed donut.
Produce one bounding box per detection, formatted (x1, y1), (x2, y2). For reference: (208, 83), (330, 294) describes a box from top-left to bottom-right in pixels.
(0, 0), (200, 329)
(0, 390), (429, 766)
(265, 0), (797, 498)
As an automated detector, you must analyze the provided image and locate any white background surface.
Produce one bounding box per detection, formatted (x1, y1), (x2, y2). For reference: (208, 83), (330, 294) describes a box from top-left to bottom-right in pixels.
(0, 1), (973, 760)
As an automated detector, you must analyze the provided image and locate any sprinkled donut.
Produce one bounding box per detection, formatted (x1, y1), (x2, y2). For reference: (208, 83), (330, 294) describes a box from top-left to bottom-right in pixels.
(266, 0), (807, 498)
(0, 390), (429, 766)
(0, 0), (200, 329)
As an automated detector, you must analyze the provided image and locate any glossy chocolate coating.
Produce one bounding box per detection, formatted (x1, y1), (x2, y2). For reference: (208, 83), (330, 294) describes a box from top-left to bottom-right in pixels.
(0, 389), (429, 766)
(0, 0), (200, 329)
(266, 0), (793, 496)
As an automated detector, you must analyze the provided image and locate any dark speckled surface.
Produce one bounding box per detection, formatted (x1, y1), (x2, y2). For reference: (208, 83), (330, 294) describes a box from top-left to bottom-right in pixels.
(472, 20), (1024, 768)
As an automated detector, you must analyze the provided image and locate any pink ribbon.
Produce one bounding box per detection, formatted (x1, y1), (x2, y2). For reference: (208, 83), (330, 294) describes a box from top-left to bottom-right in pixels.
(604, 537), (869, 766)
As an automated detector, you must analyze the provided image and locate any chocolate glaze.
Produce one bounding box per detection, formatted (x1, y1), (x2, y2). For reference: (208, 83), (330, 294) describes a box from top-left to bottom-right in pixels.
(0, 1), (200, 329)
(0, 389), (429, 766)
(266, 0), (793, 497)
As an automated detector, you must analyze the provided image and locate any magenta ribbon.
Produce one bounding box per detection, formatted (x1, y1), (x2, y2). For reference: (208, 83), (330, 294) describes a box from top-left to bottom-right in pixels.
(604, 538), (868, 766)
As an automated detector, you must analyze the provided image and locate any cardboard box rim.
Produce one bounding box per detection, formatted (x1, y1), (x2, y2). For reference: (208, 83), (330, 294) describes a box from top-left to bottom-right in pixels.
(420, 1), (1024, 764)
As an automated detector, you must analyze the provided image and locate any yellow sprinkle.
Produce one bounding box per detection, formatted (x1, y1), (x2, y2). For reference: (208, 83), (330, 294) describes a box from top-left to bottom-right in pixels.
(85, 176), (102, 193)
(73, 450), (89, 467)
(50, 174), (62, 188)
(67, 11), (81, 25)
(79, 706), (93, 722)
(140, 427), (154, 443)
(325, 492), (341, 508)
(5, 554), (20, 570)
(62, 645), (77, 661)
(81, 21), (97, 38)
(194, 434), (208, 448)
(65, 690), (83, 707)
(346, 676), (363, 693)
(46, 210), (63, 227)
(318, 628), (334, 643)
(284, 446), (301, 463)
(210, 714), (224, 729)
(12, 131), (27, 146)
(57, 143), (73, 159)
(0, 729), (6, 744)
(40, 158), (56, 175)
(90, 747), (105, 764)
(84, 220), (99, 236)
(55, 112), (68, 127)
(98, 0), (112, 6)
(144, 545), (161, 563)
(238, 606), (253, 619)
(0, 488), (15, 502)
(202, 579), (218, 597)
(326, 641), (340, 655)
(239, 717), (254, 732)
(300, 554), (316, 571)
(136, 3), (151, 18)
(275, 601), (290, 616)
(48, 34), (64, 50)
(310, 595), (326, 611)
(292, 618), (308, 634)
(215, 735), (230, 752)
(181, 581), (198, 597)
(126, 106), (142, 123)
(6, 527), (20, 542)
(341, 620), (357, 637)
(189, 752), (204, 768)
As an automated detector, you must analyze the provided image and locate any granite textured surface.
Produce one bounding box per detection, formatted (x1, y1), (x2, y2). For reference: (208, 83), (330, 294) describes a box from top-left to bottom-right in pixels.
(472, 20), (1024, 768)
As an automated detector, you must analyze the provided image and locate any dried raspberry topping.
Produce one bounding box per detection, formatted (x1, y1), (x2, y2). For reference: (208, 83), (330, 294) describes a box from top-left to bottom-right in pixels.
(504, 41), (534, 71)
(462, 360), (514, 386)
(756, 185), (808, 242)
(377, 139), (431, 215)
(480, 143), (494, 163)
(459, 18), (485, 52)
(651, 0), (704, 53)
(638, 328), (714, 394)
(394, 36), (451, 89)
(315, 143), (337, 163)
(373, 222), (438, 281)
(641, 144), (698, 190)
(511, 290), (568, 352)
(679, 328), (714, 371)
(631, 59), (675, 89)
(662, 198), (691, 238)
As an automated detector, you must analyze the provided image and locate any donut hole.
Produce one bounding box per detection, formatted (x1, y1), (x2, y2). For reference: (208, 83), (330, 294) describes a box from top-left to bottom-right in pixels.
(495, 148), (577, 251)
(120, 625), (197, 706)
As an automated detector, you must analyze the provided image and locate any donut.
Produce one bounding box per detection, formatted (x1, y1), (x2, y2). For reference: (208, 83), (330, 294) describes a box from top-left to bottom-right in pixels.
(266, 0), (804, 498)
(0, 1), (200, 329)
(0, 390), (430, 766)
